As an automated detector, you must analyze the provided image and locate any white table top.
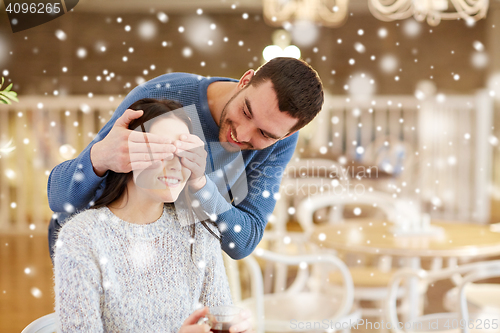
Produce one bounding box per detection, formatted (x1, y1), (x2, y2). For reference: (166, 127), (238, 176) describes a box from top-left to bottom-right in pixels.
(311, 220), (500, 258)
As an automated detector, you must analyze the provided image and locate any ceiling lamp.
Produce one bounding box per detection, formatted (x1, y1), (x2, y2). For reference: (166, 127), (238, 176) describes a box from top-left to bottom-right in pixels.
(263, 0), (349, 27)
(368, 0), (488, 26)
(262, 30), (301, 62)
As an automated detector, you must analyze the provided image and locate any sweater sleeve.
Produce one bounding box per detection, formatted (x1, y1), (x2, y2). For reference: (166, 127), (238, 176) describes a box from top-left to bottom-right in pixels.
(47, 84), (148, 213)
(54, 219), (104, 333)
(193, 133), (298, 260)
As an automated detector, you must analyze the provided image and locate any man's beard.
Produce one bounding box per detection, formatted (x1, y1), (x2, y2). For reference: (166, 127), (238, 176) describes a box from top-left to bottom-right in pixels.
(219, 108), (247, 152)
(217, 90), (255, 152)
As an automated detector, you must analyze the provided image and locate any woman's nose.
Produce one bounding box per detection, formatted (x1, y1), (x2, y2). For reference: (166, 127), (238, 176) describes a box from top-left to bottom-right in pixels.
(163, 154), (182, 171)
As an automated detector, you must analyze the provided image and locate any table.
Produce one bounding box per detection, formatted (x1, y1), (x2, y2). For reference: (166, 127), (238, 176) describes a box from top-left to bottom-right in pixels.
(311, 220), (500, 258)
(310, 220), (500, 320)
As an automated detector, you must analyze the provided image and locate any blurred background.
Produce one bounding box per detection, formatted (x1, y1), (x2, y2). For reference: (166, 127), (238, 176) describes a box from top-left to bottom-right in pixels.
(2, 0), (500, 332)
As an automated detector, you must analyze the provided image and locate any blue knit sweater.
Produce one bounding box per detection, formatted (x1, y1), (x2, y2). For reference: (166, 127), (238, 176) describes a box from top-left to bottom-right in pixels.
(47, 73), (298, 259)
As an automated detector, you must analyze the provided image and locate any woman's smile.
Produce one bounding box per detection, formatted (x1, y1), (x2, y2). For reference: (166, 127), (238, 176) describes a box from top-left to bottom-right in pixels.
(157, 176), (182, 188)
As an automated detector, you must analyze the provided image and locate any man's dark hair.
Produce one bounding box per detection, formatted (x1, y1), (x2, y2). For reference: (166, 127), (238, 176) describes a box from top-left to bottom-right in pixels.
(249, 57), (324, 134)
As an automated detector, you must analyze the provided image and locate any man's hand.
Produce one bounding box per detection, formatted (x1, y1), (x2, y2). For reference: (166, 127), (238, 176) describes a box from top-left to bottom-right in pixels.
(90, 109), (176, 177)
(178, 307), (211, 333)
(174, 134), (208, 192)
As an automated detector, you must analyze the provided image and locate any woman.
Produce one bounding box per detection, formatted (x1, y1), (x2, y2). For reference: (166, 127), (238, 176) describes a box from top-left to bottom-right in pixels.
(54, 98), (247, 332)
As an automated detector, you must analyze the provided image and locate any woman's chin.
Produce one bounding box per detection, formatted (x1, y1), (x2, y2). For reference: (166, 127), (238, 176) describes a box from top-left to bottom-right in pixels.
(162, 190), (182, 203)
(161, 195), (177, 203)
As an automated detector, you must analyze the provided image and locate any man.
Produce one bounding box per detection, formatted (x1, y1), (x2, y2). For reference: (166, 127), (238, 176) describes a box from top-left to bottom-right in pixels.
(47, 57), (324, 260)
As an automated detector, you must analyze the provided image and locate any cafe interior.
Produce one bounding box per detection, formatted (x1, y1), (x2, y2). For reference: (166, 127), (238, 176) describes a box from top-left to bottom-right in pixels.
(1, 0), (500, 332)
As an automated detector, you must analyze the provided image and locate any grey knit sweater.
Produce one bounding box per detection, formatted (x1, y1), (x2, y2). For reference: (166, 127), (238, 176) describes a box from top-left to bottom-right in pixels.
(54, 205), (232, 332)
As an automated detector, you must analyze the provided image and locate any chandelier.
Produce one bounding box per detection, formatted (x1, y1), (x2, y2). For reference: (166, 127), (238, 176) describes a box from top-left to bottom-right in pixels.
(368, 0), (488, 25)
(262, 0), (489, 27)
(263, 0), (349, 27)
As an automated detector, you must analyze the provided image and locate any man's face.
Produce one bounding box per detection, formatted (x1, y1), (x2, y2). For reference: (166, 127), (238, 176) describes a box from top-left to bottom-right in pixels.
(218, 80), (298, 152)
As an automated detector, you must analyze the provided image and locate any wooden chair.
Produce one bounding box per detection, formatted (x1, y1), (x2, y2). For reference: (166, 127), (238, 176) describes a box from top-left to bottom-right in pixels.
(235, 249), (361, 333)
(265, 158), (411, 319)
(21, 313), (56, 333)
(295, 192), (406, 319)
(262, 158), (353, 295)
(386, 261), (500, 333)
(443, 268), (500, 316)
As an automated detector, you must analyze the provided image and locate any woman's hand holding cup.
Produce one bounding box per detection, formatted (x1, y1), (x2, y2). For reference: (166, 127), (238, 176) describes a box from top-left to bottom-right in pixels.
(179, 307), (211, 333)
(197, 306), (253, 333)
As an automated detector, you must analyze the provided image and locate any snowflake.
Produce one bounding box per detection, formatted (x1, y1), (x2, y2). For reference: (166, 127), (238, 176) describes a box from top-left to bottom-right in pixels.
(76, 48), (87, 59)
(129, 242), (155, 268)
(64, 203), (74, 213)
(31, 288), (42, 298)
(157, 12), (168, 23)
(73, 172), (84, 182)
(354, 43), (365, 53)
(55, 29), (67, 41)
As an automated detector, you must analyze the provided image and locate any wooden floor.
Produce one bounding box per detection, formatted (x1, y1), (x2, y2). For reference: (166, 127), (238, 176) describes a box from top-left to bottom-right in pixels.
(0, 234), (54, 333)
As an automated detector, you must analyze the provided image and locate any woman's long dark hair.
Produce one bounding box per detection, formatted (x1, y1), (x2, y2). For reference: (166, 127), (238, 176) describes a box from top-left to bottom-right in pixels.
(92, 98), (220, 260)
